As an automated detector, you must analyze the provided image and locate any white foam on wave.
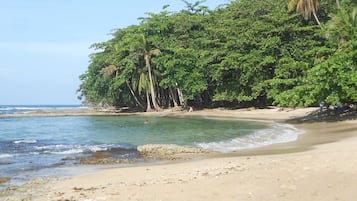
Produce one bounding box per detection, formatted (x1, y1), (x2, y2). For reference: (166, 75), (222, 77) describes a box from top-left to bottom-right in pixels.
(34, 144), (74, 150)
(45, 149), (85, 155)
(197, 122), (304, 153)
(13, 139), (38, 144)
(0, 106), (46, 112)
(0, 154), (15, 158)
(0, 152), (40, 158)
(36, 144), (124, 155)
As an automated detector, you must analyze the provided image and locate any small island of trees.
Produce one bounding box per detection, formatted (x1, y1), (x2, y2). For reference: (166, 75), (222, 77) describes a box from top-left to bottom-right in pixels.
(77, 0), (356, 112)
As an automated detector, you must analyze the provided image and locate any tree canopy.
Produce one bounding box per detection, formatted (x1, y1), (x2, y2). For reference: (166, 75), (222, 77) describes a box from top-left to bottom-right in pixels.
(78, 0), (356, 111)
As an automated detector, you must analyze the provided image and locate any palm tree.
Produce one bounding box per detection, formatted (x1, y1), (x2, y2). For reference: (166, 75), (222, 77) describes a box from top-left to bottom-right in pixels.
(133, 65), (152, 112)
(288, 0), (321, 25)
(100, 64), (145, 109)
(326, 6), (357, 48)
(140, 35), (162, 111)
(335, 0), (340, 9)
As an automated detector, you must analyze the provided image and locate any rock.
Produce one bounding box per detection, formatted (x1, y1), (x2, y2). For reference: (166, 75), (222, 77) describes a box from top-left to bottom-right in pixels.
(77, 157), (133, 165)
(0, 177), (10, 185)
(137, 144), (210, 160)
(91, 147), (138, 159)
(74, 147), (138, 165)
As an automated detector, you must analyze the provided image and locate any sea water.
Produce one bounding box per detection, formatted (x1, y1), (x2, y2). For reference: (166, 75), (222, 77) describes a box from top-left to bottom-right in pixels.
(0, 105), (85, 115)
(0, 105), (303, 186)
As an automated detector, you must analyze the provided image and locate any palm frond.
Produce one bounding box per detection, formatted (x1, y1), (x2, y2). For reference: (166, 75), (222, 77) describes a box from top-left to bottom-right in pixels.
(288, 0), (298, 12)
(100, 65), (118, 78)
(150, 49), (161, 57)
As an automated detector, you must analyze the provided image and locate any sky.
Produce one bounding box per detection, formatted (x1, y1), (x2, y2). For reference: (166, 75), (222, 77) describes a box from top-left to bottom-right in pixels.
(0, 0), (229, 105)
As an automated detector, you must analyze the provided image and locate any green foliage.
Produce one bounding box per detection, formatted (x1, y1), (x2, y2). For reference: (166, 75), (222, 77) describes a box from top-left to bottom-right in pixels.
(304, 40), (356, 105)
(271, 3), (357, 107)
(326, 6), (357, 48)
(78, 0), (357, 109)
(273, 41), (357, 106)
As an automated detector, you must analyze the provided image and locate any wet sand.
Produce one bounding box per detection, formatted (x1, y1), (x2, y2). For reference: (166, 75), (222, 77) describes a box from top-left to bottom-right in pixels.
(1, 107), (357, 201)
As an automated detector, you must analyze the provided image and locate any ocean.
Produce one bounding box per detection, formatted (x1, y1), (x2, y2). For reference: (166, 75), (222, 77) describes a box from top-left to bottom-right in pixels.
(0, 105), (303, 186)
(0, 105), (87, 115)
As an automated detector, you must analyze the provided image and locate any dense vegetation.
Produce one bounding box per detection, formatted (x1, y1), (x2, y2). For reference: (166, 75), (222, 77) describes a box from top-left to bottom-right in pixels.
(78, 0), (356, 111)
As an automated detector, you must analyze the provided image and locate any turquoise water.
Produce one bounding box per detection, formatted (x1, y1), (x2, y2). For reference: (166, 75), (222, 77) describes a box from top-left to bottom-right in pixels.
(83, 116), (266, 145)
(0, 116), (267, 158)
(0, 105), (303, 186)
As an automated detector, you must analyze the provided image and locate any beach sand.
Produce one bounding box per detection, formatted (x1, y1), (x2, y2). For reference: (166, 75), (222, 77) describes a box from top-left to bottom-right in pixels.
(2, 107), (357, 201)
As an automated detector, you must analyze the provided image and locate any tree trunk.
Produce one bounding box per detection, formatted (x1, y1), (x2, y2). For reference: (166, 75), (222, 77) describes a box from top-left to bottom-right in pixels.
(146, 91), (153, 112)
(169, 87), (179, 108)
(336, 0), (340, 9)
(176, 83), (185, 106)
(126, 81), (144, 109)
(312, 7), (321, 26)
(145, 54), (161, 111)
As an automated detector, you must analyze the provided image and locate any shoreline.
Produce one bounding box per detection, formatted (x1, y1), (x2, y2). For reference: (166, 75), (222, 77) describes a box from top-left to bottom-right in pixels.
(1, 107), (357, 200)
(0, 106), (316, 119)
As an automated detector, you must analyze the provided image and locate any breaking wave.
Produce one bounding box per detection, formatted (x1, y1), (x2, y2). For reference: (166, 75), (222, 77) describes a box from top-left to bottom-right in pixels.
(197, 122), (304, 153)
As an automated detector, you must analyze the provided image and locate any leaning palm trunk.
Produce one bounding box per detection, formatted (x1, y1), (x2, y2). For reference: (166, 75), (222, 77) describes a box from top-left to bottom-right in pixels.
(311, 6), (321, 26)
(176, 83), (185, 106)
(169, 87), (179, 108)
(126, 81), (144, 109)
(145, 54), (161, 111)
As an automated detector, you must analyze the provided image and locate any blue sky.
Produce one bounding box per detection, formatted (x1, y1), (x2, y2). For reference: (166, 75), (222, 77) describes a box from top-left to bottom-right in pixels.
(0, 0), (228, 105)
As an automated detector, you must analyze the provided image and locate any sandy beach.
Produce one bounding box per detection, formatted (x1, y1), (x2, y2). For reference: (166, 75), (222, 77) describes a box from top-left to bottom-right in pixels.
(1, 107), (357, 201)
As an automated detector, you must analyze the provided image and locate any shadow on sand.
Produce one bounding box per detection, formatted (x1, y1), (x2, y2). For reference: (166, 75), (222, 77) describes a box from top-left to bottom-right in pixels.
(289, 107), (357, 123)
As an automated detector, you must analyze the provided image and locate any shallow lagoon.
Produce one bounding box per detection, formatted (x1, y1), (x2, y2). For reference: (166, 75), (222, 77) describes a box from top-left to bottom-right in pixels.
(0, 115), (302, 185)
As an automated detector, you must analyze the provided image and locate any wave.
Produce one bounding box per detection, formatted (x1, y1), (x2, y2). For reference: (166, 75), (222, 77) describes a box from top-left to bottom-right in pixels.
(0, 107), (45, 115)
(0, 105), (85, 115)
(0, 152), (39, 159)
(44, 149), (85, 155)
(34, 143), (136, 155)
(0, 153), (16, 159)
(0, 107), (47, 110)
(1, 144), (136, 159)
(197, 123), (304, 153)
(13, 139), (38, 144)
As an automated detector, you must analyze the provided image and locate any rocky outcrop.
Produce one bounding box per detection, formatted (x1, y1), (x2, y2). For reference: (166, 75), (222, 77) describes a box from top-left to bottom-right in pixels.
(138, 144), (210, 160)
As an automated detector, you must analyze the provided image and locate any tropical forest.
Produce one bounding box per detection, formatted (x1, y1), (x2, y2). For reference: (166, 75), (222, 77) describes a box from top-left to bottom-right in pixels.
(77, 0), (357, 112)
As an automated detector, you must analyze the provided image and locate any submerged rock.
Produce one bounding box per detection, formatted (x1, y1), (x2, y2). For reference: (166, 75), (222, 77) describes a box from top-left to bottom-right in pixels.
(91, 147), (138, 159)
(75, 147), (139, 165)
